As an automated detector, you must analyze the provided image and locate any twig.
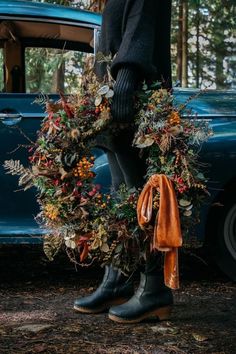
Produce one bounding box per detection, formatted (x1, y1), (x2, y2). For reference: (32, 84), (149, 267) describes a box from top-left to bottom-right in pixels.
(13, 125), (35, 144)
(7, 144), (31, 154)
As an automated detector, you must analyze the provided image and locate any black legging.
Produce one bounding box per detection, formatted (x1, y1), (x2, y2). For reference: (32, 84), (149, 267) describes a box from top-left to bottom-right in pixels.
(97, 66), (161, 274)
(105, 128), (146, 190)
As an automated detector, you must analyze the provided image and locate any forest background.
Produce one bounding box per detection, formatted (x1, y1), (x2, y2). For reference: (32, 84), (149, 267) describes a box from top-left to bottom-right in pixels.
(1, 0), (235, 93)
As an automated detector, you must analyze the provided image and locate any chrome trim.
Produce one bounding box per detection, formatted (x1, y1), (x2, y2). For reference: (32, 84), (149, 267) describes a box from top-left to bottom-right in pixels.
(20, 113), (46, 118)
(1, 113), (235, 119)
(182, 113), (236, 118)
(93, 28), (101, 55)
(0, 113), (22, 119)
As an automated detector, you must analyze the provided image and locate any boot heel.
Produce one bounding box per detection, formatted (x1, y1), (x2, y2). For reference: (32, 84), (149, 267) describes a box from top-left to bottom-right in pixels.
(154, 306), (172, 320)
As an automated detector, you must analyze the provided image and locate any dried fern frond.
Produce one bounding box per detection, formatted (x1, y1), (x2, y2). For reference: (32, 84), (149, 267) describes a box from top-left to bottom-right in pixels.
(3, 160), (27, 176)
(43, 234), (63, 261)
(33, 93), (50, 107)
(3, 160), (34, 189)
(159, 133), (172, 153)
(18, 172), (34, 190)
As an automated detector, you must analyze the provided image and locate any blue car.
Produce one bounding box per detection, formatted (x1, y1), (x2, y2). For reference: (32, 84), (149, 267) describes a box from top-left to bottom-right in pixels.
(0, 0), (235, 281)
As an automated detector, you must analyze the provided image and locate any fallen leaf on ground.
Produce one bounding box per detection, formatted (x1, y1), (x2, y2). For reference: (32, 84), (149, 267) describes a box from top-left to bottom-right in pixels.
(192, 333), (208, 342)
(151, 325), (179, 335)
(15, 324), (52, 333)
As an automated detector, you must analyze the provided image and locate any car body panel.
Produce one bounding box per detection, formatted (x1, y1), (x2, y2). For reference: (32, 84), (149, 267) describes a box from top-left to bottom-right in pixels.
(0, 92), (111, 241)
(0, 1), (236, 258)
(1, 90), (236, 243)
(174, 89), (236, 200)
(0, 0), (101, 27)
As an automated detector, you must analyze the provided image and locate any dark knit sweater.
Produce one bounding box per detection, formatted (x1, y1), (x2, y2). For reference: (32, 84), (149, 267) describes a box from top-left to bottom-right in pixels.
(98, 0), (172, 86)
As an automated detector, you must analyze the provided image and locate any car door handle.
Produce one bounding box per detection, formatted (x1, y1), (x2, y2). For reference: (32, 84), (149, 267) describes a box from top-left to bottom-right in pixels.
(0, 113), (22, 126)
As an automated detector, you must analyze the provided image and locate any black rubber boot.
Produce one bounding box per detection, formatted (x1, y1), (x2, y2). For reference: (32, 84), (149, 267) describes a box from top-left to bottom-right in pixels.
(108, 272), (173, 323)
(74, 265), (134, 314)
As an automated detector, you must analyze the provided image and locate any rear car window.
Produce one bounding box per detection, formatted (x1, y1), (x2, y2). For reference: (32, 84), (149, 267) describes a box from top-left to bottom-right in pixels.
(25, 47), (93, 94)
(0, 49), (4, 92)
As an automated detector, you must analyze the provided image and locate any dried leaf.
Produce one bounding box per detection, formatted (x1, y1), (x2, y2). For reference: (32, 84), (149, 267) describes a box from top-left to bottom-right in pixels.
(168, 125), (183, 136)
(192, 333), (208, 342)
(179, 199), (192, 207)
(65, 239), (76, 249)
(183, 210), (192, 216)
(151, 325), (179, 334)
(135, 136), (154, 148)
(59, 167), (69, 180)
(97, 85), (109, 95)
(101, 243), (109, 253)
(95, 95), (102, 106)
(105, 89), (114, 98)
(43, 234), (63, 261)
(32, 165), (40, 175)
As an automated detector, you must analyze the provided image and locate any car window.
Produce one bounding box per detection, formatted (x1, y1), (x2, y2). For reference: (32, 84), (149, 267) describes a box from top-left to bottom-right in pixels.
(25, 47), (93, 94)
(0, 49), (4, 92)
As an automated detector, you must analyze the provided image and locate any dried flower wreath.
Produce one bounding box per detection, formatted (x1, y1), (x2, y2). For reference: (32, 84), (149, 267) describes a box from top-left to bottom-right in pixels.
(4, 61), (212, 277)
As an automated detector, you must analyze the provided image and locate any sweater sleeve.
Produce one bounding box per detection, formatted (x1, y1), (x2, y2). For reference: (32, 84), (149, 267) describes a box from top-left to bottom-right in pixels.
(110, 0), (159, 80)
(111, 65), (139, 123)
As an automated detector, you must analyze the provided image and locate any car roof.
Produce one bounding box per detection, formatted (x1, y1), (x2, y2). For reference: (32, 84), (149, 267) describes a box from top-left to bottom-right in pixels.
(0, 0), (101, 27)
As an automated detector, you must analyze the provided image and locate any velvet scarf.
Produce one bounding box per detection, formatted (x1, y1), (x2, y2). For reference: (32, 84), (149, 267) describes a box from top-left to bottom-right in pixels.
(137, 174), (182, 289)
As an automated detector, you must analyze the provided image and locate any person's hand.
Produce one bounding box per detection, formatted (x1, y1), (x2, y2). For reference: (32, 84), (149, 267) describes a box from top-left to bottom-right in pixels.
(111, 66), (139, 124)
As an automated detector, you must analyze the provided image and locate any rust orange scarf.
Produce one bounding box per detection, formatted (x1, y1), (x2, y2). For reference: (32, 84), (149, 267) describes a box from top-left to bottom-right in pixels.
(137, 174), (182, 289)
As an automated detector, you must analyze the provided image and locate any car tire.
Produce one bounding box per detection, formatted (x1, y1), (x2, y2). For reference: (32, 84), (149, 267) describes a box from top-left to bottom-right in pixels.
(214, 202), (236, 281)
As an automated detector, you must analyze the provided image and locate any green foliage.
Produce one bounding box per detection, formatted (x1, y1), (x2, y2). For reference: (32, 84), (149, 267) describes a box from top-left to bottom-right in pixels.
(25, 0), (236, 90)
(110, 185), (138, 222)
(25, 48), (87, 94)
(172, 0), (236, 89)
(31, 0), (83, 6)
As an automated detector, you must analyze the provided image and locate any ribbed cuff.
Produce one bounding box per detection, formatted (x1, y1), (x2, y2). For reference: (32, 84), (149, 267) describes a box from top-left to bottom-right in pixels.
(112, 66), (139, 122)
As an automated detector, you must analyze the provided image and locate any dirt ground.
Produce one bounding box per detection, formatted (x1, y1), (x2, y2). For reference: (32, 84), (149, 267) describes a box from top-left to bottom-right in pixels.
(0, 246), (235, 354)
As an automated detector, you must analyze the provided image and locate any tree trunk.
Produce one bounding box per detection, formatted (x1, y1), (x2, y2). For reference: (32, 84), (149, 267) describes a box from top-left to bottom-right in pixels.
(52, 61), (65, 93)
(195, 0), (200, 88)
(177, 0), (183, 84)
(215, 50), (226, 89)
(177, 0), (188, 87)
(181, 0), (188, 87)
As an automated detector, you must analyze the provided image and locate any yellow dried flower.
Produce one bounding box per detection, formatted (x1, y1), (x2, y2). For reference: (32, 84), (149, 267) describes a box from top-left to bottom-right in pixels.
(150, 89), (168, 104)
(44, 204), (60, 220)
(168, 111), (181, 125)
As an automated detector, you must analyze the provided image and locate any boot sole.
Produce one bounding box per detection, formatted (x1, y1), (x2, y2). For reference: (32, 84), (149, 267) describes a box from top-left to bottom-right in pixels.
(108, 305), (172, 324)
(73, 297), (130, 314)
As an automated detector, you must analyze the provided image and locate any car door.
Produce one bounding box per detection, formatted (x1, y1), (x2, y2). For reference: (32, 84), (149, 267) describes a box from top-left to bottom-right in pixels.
(0, 5), (109, 243)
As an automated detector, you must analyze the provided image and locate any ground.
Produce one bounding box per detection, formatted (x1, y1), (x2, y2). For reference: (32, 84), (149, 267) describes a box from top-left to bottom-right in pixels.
(0, 246), (235, 354)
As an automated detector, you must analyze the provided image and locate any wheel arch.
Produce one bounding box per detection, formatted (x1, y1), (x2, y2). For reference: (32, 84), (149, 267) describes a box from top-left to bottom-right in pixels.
(205, 176), (236, 281)
(205, 176), (236, 241)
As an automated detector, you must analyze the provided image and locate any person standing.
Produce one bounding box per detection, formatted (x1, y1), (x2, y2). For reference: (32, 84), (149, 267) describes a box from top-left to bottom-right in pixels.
(74, 0), (174, 323)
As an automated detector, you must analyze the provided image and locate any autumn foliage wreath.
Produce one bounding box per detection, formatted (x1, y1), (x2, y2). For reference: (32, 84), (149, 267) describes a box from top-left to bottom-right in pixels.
(4, 64), (212, 284)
